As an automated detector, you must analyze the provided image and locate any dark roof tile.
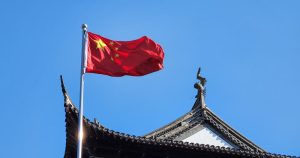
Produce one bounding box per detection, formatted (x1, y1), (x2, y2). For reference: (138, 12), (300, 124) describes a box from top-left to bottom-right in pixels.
(61, 76), (299, 158)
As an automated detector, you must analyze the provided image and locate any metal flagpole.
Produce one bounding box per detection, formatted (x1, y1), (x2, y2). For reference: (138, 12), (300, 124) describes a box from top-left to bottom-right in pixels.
(77, 24), (88, 158)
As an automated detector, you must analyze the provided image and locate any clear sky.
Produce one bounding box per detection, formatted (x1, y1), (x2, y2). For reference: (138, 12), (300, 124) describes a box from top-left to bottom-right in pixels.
(1, 0), (300, 157)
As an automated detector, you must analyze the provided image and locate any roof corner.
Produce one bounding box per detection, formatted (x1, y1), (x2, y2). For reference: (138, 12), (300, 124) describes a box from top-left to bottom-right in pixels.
(60, 75), (76, 110)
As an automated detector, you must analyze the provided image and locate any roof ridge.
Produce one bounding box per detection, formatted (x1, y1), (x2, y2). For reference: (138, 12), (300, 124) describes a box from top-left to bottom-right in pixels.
(143, 110), (195, 138)
(63, 94), (298, 158)
(60, 74), (297, 158)
(203, 108), (265, 152)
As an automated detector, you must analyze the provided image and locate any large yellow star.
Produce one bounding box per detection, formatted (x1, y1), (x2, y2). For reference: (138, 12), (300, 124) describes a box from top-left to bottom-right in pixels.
(94, 39), (107, 50)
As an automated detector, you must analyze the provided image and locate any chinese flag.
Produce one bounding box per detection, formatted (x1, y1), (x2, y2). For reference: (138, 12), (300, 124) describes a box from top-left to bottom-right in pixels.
(86, 32), (164, 77)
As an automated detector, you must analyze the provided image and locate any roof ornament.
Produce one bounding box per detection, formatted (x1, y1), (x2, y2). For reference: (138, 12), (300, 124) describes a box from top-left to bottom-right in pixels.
(60, 75), (72, 106)
(194, 67), (207, 109)
(60, 75), (67, 95)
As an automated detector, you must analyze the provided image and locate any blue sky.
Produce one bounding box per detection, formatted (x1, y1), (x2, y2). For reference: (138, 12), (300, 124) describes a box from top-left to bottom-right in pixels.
(1, 0), (300, 157)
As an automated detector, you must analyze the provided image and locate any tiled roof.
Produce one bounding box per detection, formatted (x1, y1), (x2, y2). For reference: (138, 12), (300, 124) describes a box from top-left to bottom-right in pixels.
(61, 76), (298, 158)
(144, 70), (264, 152)
(144, 102), (264, 151)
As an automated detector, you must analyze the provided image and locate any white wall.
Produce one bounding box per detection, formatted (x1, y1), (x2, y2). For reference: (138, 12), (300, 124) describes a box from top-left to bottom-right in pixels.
(182, 127), (233, 148)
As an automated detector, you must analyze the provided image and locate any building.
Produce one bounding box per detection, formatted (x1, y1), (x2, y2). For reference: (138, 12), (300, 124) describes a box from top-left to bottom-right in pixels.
(62, 69), (297, 158)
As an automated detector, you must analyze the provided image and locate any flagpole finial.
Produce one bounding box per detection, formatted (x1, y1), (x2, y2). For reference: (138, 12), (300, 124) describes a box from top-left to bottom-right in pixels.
(82, 24), (88, 31)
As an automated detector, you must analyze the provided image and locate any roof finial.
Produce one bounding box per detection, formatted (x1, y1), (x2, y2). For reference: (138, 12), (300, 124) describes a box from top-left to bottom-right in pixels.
(60, 75), (73, 106)
(194, 67), (207, 109)
(60, 75), (67, 95)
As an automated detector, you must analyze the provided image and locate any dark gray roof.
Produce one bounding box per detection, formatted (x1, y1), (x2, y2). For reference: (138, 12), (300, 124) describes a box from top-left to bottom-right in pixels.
(144, 68), (264, 152)
(144, 97), (264, 152)
(61, 75), (298, 158)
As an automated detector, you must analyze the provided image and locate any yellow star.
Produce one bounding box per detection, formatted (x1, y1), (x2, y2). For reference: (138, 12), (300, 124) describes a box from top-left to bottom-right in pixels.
(115, 54), (120, 58)
(94, 39), (107, 50)
(115, 47), (119, 51)
(109, 41), (114, 45)
(110, 57), (114, 61)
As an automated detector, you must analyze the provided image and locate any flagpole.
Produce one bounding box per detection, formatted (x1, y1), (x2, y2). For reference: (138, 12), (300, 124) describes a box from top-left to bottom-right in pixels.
(77, 24), (88, 158)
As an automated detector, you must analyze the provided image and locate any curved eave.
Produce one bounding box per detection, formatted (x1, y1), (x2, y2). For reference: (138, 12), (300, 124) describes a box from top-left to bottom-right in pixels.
(61, 76), (297, 158)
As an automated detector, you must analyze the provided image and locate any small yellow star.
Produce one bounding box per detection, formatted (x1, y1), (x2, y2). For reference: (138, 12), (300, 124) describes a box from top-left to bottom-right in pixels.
(115, 54), (120, 58)
(109, 41), (114, 45)
(110, 57), (114, 61)
(115, 47), (119, 51)
(94, 39), (107, 50)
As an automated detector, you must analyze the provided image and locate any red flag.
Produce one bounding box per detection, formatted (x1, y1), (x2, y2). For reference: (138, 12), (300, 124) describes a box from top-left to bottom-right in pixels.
(86, 32), (164, 77)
